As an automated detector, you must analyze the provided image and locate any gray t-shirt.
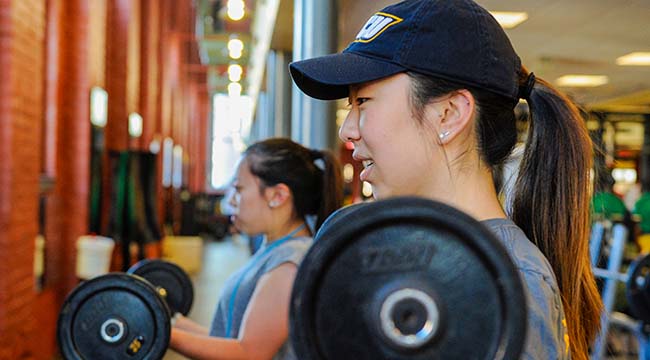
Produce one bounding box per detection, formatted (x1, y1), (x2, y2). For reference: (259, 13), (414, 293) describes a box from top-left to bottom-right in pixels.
(210, 236), (312, 360)
(482, 218), (570, 360)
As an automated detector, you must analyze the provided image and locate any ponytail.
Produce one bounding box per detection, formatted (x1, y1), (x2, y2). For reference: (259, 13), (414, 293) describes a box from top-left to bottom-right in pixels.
(511, 69), (602, 360)
(310, 149), (344, 230)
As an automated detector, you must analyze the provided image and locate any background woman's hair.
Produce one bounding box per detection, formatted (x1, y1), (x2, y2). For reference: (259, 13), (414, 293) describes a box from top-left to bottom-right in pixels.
(244, 138), (344, 230)
(407, 70), (602, 360)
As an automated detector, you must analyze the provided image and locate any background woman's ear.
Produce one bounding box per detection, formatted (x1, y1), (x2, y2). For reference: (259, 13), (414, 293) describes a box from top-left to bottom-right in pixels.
(265, 183), (291, 208)
(429, 90), (475, 144)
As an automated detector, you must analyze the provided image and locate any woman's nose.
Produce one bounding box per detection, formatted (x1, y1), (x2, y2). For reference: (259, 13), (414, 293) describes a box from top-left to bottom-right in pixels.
(339, 109), (360, 143)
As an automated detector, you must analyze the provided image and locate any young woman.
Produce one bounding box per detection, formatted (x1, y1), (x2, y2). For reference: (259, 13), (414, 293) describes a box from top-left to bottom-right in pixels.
(169, 138), (343, 360)
(289, 0), (602, 359)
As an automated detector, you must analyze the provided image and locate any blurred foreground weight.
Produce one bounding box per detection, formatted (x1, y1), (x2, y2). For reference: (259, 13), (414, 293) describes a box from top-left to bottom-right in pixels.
(128, 259), (194, 316)
(290, 197), (527, 360)
(57, 274), (171, 360)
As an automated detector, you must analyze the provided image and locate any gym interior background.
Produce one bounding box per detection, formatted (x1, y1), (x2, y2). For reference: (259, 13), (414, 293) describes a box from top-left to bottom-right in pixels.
(1, 0), (650, 358)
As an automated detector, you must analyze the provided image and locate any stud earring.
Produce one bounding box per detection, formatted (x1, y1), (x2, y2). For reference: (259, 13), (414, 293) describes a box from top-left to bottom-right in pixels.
(438, 131), (450, 140)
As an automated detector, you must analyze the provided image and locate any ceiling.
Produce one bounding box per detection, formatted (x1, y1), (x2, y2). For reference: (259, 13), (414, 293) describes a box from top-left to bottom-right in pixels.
(196, 0), (254, 93)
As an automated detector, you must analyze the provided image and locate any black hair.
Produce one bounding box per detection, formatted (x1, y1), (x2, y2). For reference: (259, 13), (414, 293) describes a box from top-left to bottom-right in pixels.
(244, 138), (343, 230)
(406, 68), (601, 360)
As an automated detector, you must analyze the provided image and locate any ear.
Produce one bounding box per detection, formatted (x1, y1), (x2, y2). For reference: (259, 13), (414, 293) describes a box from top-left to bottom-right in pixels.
(427, 90), (475, 145)
(265, 183), (291, 208)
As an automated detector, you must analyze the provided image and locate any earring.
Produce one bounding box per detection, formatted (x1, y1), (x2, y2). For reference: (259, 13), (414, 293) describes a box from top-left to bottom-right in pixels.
(438, 131), (450, 140)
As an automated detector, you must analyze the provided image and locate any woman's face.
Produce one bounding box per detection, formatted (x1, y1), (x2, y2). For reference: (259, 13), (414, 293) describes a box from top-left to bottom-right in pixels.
(339, 73), (444, 199)
(228, 157), (270, 236)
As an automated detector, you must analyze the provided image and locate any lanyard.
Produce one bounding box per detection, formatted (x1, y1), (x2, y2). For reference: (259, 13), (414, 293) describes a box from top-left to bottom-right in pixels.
(225, 223), (306, 337)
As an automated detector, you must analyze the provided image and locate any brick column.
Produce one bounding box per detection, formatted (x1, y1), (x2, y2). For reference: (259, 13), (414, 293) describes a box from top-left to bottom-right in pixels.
(101, 0), (130, 264)
(104, 0), (130, 151)
(139, 0), (160, 150)
(52, 0), (90, 294)
(0, 0), (46, 358)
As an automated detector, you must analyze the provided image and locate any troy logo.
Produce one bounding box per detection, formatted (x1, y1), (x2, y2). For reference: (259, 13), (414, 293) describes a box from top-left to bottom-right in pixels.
(354, 12), (403, 43)
(360, 243), (435, 274)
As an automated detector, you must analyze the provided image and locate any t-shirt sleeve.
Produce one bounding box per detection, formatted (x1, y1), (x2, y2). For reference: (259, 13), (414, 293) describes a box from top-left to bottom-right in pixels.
(519, 269), (571, 360)
(263, 240), (312, 274)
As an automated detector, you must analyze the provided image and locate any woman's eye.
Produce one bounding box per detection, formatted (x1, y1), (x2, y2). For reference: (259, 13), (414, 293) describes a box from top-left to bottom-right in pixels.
(356, 97), (369, 106)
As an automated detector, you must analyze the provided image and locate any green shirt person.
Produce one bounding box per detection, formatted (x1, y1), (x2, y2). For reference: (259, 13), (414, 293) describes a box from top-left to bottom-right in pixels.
(634, 192), (650, 234)
(591, 191), (628, 223)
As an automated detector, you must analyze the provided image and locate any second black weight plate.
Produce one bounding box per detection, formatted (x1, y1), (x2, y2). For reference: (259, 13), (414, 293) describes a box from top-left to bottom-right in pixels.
(290, 197), (527, 360)
(128, 259), (194, 316)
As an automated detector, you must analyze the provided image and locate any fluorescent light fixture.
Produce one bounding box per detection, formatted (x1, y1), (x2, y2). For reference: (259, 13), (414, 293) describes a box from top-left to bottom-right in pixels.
(162, 137), (174, 187)
(228, 64), (243, 82)
(556, 75), (609, 87)
(616, 52), (650, 66)
(90, 86), (108, 127)
(490, 12), (528, 29)
(128, 112), (143, 138)
(227, 0), (245, 21)
(172, 145), (183, 189)
(228, 82), (242, 97)
(228, 38), (244, 59)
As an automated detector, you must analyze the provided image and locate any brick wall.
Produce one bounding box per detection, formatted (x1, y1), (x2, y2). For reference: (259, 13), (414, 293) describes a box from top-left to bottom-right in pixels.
(0, 0), (46, 358)
(0, 0), (207, 357)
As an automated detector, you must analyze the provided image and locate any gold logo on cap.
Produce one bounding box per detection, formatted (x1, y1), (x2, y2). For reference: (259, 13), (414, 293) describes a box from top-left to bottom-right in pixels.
(354, 12), (403, 43)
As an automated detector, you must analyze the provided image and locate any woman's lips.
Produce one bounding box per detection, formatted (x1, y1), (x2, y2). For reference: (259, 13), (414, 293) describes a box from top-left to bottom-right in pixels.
(360, 160), (374, 182)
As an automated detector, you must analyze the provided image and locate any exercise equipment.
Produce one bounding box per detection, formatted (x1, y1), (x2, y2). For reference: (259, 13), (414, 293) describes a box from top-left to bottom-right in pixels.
(58, 260), (194, 359)
(57, 273), (171, 360)
(627, 254), (650, 325)
(590, 220), (650, 359)
(290, 197), (527, 360)
(127, 259), (194, 316)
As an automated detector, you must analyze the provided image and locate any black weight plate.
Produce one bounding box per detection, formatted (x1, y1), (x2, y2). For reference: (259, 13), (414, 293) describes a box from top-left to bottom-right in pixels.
(626, 254), (650, 323)
(290, 196), (527, 360)
(128, 259), (194, 316)
(57, 273), (171, 360)
(314, 202), (368, 238)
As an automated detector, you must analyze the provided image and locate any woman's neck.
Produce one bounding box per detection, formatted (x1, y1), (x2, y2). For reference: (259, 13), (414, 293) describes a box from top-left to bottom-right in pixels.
(266, 219), (310, 243)
(428, 160), (507, 221)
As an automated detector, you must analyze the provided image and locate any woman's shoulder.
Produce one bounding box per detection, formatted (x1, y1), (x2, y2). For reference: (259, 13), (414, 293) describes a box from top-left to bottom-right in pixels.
(481, 219), (570, 359)
(263, 236), (314, 271)
(480, 218), (559, 286)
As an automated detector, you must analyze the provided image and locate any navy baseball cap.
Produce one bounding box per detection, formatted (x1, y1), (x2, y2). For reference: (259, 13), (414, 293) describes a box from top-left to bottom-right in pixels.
(290, 0), (522, 101)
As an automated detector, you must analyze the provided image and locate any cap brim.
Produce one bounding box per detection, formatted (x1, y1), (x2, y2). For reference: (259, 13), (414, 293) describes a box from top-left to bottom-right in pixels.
(289, 52), (406, 100)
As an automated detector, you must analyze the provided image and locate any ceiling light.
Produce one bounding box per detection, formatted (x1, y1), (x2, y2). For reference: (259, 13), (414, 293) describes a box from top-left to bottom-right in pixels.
(228, 82), (242, 97)
(228, 38), (244, 59)
(490, 12), (528, 29)
(228, 64), (243, 82)
(227, 0), (245, 21)
(616, 52), (650, 66)
(556, 75), (609, 87)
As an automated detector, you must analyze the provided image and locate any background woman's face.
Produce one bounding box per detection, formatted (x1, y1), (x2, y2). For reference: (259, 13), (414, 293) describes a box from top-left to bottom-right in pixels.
(340, 73), (445, 199)
(229, 157), (270, 235)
